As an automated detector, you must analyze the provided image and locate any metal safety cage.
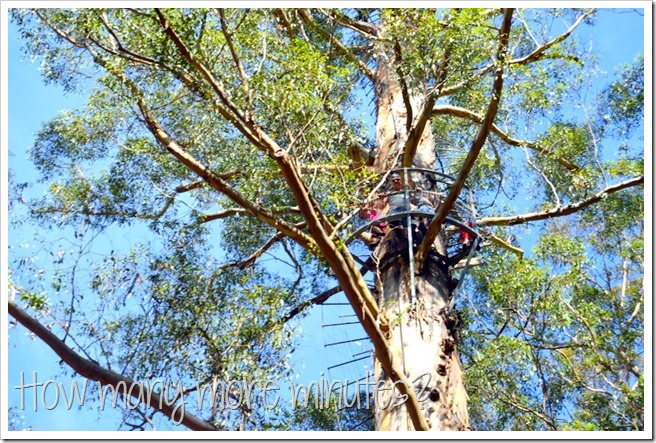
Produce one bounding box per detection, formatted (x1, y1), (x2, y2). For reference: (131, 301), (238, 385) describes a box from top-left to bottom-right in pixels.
(343, 167), (481, 267)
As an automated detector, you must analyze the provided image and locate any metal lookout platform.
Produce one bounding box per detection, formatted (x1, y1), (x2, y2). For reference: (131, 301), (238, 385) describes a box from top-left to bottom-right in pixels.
(343, 167), (481, 282)
(316, 168), (483, 428)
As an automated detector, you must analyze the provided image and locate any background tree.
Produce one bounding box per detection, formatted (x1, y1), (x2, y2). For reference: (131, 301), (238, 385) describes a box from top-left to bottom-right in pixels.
(7, 7), (645, 432)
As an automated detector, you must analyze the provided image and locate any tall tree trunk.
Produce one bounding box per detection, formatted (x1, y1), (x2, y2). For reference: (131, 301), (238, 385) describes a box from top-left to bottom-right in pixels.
(370, 59), (470, 431)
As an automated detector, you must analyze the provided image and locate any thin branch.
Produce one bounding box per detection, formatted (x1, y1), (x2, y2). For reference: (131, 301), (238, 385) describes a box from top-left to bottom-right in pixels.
(286, 89), (332, 154)
(499, 394), (557, 430)
(297, 9), (375, 82)
(440, 9), (595, 98)
(431, 104), (581, 171)
(321, 100), (372, 167)
(299, 163), (354, 174)
(507, 9), (595, 66)
(626, 300), (642, 328)
(198, 206), (301, 224)
(175, 179), (204, 193)
(523, 145), (561, 207)
(272, 9), (295, 40)
(281, 238), (303, 298)
(95, 11), (159, 67)
(415, 8), (514, 270)
(233, 232), (284, 271)
(8, 300), (220, 431)
(216, 221), (306, 273)
(478, 176), (644, 226)
(30, 177), (212, 223)
(316, 9), (380, 39)
(216, 9), (255, 120)
(154, 9), (257, 132)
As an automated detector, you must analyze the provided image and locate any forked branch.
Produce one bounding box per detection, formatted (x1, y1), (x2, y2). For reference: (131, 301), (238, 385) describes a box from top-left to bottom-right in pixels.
(8, 300), (220, 431)
(431, 105), (580, 171)
(440, 8), (595, 98)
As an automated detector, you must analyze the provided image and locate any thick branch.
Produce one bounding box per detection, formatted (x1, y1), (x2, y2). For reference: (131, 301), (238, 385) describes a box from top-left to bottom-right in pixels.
(487, 234), (524, 257)
(478, 176), (644, 227)
(393, 40), (414, 131)
(37, 9), (426, 430)
(431, 105), (580, 171)
(198, 208), (248, 223)
(149, 16), (387, 371)
(416, 8), (514, 269)
(8, 300), (219, 431)
(155, 9), (335, 238)
(401, 94), (436, 168)
(145, 23), (378, 364)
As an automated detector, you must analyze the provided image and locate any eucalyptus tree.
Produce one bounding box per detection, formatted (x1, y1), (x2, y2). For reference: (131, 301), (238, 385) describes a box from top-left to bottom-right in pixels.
(8, 7), (645, 432)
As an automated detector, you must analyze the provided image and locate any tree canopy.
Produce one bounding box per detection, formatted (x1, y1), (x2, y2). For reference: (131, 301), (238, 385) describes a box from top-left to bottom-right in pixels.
(7, 7), (646, 432)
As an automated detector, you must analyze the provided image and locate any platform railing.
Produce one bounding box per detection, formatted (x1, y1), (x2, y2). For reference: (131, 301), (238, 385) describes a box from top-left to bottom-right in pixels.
(342, 168), (480, 260)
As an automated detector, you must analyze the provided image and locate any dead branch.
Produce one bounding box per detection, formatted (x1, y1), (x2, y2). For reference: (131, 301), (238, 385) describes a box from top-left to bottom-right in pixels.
(279, 260), (373, 325)
(486, 233), (524, 257)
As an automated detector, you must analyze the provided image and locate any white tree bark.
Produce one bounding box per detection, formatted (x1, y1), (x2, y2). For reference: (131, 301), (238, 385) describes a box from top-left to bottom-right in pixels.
(370, 60), (470, 431)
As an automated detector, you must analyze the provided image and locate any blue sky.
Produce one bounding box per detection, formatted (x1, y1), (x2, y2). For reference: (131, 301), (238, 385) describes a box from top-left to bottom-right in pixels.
(3, 5), (648, 434)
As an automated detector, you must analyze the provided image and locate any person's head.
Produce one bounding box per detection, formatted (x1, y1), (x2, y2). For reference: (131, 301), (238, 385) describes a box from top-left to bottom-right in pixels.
(390, 173), (402, 190)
